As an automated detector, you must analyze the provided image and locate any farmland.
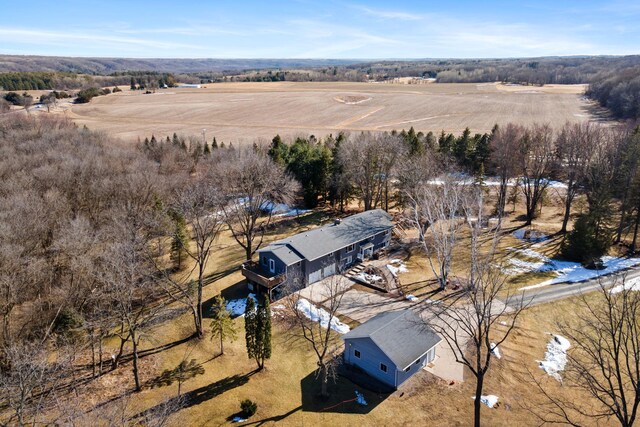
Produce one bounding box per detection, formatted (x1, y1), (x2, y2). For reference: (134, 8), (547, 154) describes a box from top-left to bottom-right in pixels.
(64, 81), (595, 143)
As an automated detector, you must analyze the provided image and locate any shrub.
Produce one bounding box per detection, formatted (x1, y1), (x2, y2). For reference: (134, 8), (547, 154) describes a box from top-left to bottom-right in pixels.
(75, 87), (104, 103)
(3, 91), (22, 105)
(112, 86), (122, 93)
(240, 399), (257, 417)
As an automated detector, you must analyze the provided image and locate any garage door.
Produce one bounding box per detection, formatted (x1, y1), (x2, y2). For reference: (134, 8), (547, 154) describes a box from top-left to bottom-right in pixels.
(323, 264), (336, 277)
(309, 269), (322, 284)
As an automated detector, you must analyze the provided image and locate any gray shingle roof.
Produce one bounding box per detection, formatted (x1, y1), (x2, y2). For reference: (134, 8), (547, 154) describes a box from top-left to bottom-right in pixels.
(269, 244), (304, 266)
(343, 309), (441, 370)
(260, 209), (394, 263)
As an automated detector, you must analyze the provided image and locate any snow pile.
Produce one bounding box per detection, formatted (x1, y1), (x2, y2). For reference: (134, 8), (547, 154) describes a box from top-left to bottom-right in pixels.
(232, 416), (247, 423)
(355, 390), (368, 406)
(610, 277), (640, 294)
(472, 395), (499, 408)
(490, 343), (501, 359)
(387, 259), (408, 277)
(296, 299), (350, 334)
(226, 294), (257, 317)
(405, 294), (419, 302)
(538, 334), (570, 381)
(520, 256), (640, 290)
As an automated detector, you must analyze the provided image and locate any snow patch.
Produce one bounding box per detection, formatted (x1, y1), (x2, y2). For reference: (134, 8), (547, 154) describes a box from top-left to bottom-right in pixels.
(520, 256), (640, 290)
(355, 272), (383, 284)
(490, 343), (501, 359)
(226, 294), (257, 317)
(232, 416), (247, 422)
(405, 294), (419, 302)
(387, 260), (408, 277)
(538, 334), (570, 381)
(296, 299), (350, 334)
(610, 277), (640, 294)
(512, 229), (549, 243)
(472, 395), (499, 408)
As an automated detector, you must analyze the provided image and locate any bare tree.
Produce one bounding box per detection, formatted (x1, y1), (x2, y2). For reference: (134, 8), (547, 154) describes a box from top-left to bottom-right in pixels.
(407, 175), (469, 290)
(518, 123), (557, 225)
(98, 219), (162, 391)
(422, 193), (526, 427)
(530, 279), (640, 426)
(555, 122), (600, 233)
(0, 342), (67, 426)
(218, 149), (298, 261)
(489, 123), (524, 223)
(338, 132), (405, 211)
(172, 178), (224, 338)
(283, 274), (348, 398)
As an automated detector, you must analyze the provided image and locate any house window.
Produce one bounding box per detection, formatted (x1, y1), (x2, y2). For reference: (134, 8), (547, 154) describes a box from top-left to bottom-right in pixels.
(354, 350), (361, 358)
(415, 358), (421, 365)
(346, 244), (355, 252)
(380, 363), (388, 373)
(269, 259), (275, 273)
(404, 366), (410, 372)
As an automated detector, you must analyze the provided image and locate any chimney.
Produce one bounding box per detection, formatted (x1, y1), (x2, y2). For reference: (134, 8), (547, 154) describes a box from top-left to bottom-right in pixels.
(334, 218), (342, 226)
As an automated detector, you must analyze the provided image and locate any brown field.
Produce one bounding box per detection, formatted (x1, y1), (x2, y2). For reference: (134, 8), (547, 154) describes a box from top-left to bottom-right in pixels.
(62, 81), (596, 144)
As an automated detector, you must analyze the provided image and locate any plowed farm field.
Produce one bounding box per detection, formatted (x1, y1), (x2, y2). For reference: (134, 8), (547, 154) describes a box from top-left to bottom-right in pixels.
(66, 81), (596, 144)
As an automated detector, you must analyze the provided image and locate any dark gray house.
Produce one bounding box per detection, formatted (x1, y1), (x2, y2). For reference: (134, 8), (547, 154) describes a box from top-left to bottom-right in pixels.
(241, 209), (394, 299)
(342, 309), (441, 389)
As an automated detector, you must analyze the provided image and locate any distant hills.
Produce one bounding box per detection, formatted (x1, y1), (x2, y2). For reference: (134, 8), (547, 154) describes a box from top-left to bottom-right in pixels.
(0, 55), (364, 74)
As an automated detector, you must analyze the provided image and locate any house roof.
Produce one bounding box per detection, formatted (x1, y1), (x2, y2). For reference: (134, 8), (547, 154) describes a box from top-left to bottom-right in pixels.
(259, 209), (394, 263)
(342, 309), (441, 370)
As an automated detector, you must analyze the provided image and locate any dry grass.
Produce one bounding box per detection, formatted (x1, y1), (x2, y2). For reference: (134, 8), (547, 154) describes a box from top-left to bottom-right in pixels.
(58, 81), (596, 144)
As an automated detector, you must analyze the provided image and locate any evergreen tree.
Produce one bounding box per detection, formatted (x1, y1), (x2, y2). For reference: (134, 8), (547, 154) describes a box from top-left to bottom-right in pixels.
(562, 212), (611, 266)
(203, 141), (211, 156)
(268, 134), (288, 165)
(245, 296), (257, 362)
(172, 132), (180, 147)
(130, 77), (136, 90)
(454, 127), (472, 166)
(256, 298), (272, 369)
(210, 296), (236, 355)
(169, 211), (188, 270)
(212, 137), (218, 149)
(220, 141), (226, 149)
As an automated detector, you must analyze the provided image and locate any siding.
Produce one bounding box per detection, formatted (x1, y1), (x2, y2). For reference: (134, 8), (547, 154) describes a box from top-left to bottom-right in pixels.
(344, 337), (398, 388)
(257, 250), (287, 276)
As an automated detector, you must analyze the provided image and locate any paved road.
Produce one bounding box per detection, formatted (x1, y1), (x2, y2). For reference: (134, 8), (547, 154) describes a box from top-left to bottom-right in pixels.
(507, 266), (640, 308)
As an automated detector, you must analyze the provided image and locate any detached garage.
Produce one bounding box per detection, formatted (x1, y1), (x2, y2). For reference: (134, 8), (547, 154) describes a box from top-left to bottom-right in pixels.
(342, 309), (441, 389)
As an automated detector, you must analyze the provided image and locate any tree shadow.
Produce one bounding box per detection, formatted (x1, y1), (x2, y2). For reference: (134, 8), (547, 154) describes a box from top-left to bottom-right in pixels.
(132, 370), (257, 422)
(228, 405), (303, 426)
(299, 368), (388, 414)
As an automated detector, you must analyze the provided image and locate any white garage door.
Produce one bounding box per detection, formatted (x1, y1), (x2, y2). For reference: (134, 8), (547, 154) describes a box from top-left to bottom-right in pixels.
(323, 264), (336, 277)
(309, 269), (322, 284)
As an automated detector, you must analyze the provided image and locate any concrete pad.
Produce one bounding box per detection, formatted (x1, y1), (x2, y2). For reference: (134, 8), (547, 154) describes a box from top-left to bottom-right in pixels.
(297, 276), (353, 305)
(337, 289), (410, 323)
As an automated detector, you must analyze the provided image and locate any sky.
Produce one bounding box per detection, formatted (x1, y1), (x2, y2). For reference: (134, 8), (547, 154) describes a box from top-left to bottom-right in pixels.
(1, 0), (639, 59)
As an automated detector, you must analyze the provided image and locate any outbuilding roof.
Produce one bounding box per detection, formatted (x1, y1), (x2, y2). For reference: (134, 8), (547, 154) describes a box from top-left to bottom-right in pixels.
(259, 209), (394, 263)
(343, 309), (441, 370)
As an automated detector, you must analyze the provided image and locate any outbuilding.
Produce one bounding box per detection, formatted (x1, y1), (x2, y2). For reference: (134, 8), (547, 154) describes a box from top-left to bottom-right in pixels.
(342, 309), (441, 389)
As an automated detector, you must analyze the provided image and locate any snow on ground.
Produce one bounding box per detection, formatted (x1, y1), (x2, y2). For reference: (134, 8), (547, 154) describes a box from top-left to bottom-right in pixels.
(296, 299), (350, 334)
(520, 256), (640, 290)
(472, 395), (499, 408)
(512, 229), (549, 243)
(538, 334), (570, 381)
(260, 201), (310, 217)
(387, 259), (408, 277)
(429, 174), (567, 190)
(405, 294), (419, 302)
(490, 343), (501, 359)
(226, 294), (257, 317)
(355, 272), (383, 284)
(610, 276), (640, 294)
(232, 416), (247, 423)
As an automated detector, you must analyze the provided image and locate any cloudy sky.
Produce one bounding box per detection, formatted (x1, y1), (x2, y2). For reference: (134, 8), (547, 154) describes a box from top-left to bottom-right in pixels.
(1, 0), (639, 58)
